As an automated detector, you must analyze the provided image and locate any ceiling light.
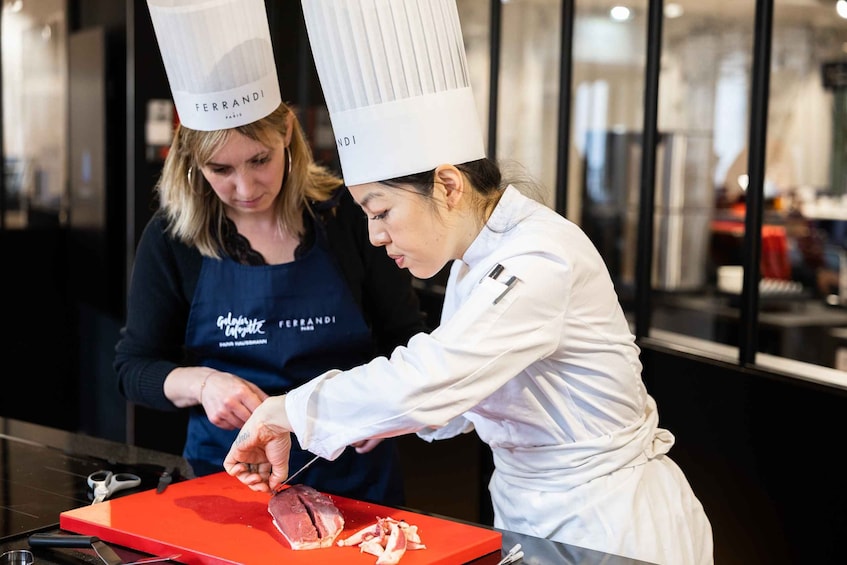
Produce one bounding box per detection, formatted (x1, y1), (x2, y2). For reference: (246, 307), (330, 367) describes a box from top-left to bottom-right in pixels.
(664, 3), (684, 19)
(610, 6), (632, 21)
(838, 0), (847, 20)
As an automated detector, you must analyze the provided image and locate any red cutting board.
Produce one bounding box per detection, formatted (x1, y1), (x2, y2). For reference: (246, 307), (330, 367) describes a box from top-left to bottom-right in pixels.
(60, 472), (501, 565)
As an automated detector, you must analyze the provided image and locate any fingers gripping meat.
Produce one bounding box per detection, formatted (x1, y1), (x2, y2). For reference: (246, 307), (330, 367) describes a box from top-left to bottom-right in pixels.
(268, 484), (344, 550)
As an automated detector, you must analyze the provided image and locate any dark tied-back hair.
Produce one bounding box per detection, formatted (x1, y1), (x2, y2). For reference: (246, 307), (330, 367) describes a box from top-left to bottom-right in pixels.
(381, 158), (504, 226)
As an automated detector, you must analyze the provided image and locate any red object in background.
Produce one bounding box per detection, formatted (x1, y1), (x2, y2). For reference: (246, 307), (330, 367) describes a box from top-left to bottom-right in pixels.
(761, 226), (791, 280)
(711, 220), (791, 280)
(59, 472), (502, 565)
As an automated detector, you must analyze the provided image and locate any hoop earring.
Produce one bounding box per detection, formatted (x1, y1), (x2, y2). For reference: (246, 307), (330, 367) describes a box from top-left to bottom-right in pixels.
(187, 166), (194, 186)
(283, 147), (292, 189)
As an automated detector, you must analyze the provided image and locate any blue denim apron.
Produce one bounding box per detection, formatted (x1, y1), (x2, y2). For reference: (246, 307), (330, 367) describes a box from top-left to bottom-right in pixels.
(183, 240), (404, 505)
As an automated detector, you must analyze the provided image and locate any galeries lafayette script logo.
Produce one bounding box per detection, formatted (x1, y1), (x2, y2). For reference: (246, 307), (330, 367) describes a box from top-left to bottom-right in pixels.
(216, 312), (267, 348)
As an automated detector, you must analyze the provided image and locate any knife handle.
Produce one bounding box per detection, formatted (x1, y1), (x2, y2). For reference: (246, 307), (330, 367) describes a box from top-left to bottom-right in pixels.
(29, 533), (101, 548)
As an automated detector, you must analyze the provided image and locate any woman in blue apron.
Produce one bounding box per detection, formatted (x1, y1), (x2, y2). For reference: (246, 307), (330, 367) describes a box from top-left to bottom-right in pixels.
(114, 100), (427, 505)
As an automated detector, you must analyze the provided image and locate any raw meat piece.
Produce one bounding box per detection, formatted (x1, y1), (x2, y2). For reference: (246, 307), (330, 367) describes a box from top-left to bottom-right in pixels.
(360, 538), (385, 557)
(376, 521), (407, 564)
(268, 484), (344, 550)
(337, 521), (384, 547)
(338, 516), (427, 564)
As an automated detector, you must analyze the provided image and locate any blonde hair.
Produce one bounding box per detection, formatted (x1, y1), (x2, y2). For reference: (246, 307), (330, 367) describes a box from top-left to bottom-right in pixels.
(156, 102), (343, 258)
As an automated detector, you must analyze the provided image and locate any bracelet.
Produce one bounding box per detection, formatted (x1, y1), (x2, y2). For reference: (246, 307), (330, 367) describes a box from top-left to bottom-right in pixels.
(198, 371), (214, 405)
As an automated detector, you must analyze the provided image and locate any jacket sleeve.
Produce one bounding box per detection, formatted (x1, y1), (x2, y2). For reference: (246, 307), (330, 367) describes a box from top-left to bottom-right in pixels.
(286, 253), (569, 459)
(326, 189), (429, 355)
(113, 214), (201, 411)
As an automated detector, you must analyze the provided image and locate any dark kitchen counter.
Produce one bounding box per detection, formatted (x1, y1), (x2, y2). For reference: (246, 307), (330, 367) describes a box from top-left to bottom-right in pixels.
(0, 417), (191, 563)
(652, 290), (847, 367)
(0, 417), (653, 564)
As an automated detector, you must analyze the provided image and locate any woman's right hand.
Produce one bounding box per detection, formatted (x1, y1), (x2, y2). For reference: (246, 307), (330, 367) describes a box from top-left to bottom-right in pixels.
(164, 367), (269, 430)
(198, 370), (269, 430)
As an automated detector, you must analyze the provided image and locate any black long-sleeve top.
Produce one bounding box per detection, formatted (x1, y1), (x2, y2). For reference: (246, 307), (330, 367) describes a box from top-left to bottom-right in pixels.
(114, 188), (428, 411)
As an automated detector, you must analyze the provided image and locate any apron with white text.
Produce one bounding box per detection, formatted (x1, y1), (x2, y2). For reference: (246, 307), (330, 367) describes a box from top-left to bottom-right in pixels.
(183, 240), (404, 504)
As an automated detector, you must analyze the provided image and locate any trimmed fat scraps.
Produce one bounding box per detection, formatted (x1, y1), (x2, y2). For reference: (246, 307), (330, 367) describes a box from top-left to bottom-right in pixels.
(337, 516), (427, 564)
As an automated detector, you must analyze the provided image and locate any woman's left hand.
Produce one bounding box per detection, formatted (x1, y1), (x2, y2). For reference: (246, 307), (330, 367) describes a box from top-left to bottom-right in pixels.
(224, 395), (293, 492)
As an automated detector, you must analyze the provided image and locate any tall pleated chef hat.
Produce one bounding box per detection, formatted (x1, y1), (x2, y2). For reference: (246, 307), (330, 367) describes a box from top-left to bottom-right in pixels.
(301, 0), (486, 186)
(146, 0), (281, 131)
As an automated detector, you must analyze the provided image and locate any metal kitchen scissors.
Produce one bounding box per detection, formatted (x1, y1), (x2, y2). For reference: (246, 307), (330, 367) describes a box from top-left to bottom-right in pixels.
(87, 470), (142, 504)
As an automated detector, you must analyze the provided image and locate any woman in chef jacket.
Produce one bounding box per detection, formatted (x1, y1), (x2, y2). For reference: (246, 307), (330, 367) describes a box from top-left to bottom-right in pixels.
(115, 0), (426, 505)
(225, 1), (714, 563)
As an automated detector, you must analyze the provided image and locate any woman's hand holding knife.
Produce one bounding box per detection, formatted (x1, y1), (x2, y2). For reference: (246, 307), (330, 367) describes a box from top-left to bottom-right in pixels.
(225, 394), (380, 493)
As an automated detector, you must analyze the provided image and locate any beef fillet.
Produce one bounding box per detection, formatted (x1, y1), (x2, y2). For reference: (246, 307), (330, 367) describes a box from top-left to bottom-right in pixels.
(268, 484), (345, 550)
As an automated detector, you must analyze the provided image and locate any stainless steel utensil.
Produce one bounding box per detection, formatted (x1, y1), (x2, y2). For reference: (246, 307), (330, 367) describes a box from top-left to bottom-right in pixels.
(0, 549), (34, 565)
(124, 554), (181, 565)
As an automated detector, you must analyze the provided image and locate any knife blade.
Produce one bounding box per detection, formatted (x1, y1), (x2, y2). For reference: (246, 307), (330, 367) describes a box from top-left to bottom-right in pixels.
(29, 533), (123, 565)
(272, 454), (320, 494)
(124, 554), (182, 565)
(156, 466), (174, 494)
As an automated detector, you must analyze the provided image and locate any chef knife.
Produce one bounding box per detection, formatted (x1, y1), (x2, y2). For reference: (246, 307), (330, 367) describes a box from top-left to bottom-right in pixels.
(29, 533), (123, 565)
(272, 454), (320, 494)
(124, 554), (182, 565)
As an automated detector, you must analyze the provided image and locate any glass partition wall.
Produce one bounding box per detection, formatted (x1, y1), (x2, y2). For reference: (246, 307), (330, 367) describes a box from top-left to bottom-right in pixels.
(655, 0), (847, 377)
(1, 0), (67, 230)
(2, 0), (845, 379)
(457, 0), (847, 382)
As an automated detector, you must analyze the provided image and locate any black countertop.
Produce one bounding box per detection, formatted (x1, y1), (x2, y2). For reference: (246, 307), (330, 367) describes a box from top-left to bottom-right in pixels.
(0, 417), (652, 564)
(0, 417), (191, 563)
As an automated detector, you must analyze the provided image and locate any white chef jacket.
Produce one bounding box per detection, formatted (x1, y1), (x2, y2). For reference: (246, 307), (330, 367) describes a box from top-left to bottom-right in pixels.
(286, 185), (713, 564)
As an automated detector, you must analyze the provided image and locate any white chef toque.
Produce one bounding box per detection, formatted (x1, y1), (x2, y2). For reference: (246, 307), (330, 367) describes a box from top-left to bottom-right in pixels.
(146, 0), (282, 131)
(301, 0), (486, 186)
